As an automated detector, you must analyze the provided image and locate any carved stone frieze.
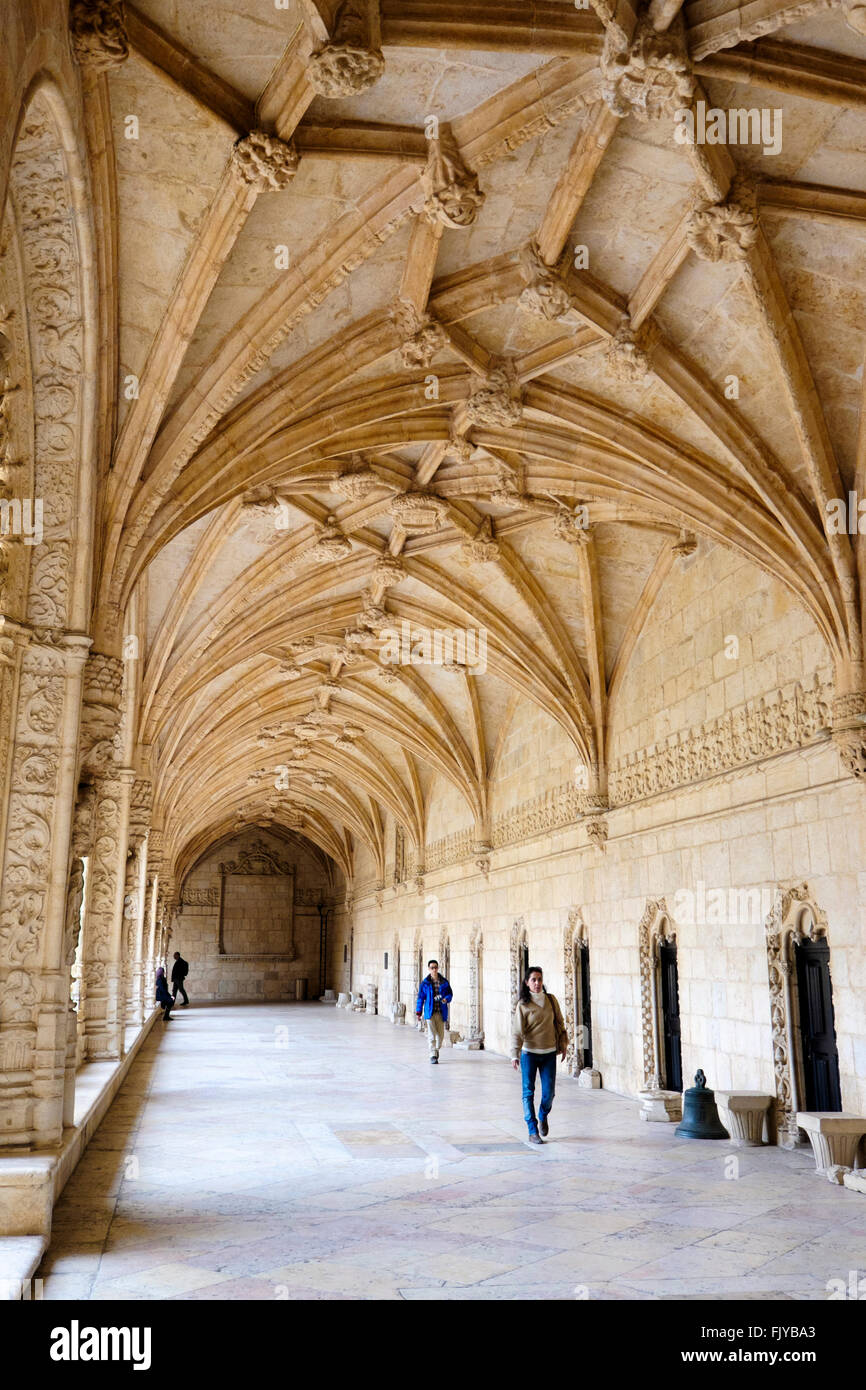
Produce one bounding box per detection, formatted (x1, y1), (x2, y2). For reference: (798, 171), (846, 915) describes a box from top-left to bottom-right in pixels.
(610, 672), (833, 803)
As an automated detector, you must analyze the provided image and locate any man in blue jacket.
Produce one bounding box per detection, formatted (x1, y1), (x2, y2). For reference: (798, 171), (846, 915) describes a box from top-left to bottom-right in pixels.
(415, 960), (453, 1065)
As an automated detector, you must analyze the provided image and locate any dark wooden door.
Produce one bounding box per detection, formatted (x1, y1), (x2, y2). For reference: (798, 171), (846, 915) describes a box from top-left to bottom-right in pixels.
(578, 942), (593, 1069)
(659, 942), (682, 1092)
(795, 938), (842, 1111)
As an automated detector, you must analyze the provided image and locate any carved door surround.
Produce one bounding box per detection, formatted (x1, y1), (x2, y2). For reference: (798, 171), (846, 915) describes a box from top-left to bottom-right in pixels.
(464, 918), (484, 1048)
(564, 908), (598, 1081)
(509, 917), (529, 1016)
(765, 884), (839, 1148)
(638, 899), (679, 1090)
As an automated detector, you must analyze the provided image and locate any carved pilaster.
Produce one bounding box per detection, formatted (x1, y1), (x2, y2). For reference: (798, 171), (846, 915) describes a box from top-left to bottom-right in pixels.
(79, 768), (135, 1060)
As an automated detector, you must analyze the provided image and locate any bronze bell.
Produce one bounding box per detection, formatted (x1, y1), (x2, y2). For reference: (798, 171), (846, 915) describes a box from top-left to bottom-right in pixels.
(675, 1069), (730, 1140)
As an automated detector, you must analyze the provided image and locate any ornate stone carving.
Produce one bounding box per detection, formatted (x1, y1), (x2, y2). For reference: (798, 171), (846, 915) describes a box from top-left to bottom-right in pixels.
(330, 464), (391, 499)
(765, 885), (827, 1147)
(70, 0), (129, 69)
(231, 131), (298, 193)
(509, 918), (528, 1016)
(638, 900), (675, 1088)
(392, 300), (449, 369)
(609, 671), (833, 803)
(563, 909), (588, 1077)
(307, 2), (384, 97)
(219, 839), (294, 876)
(388, 491), (447, 534)
(671, 530), (697, 560)
(421, 135), (485, 229)
(128, 777), (152, 849)
(553, 504), (592, 546)
(846, 0), (866, 33)
(585, 816), (608, 852)
(601, 14), (694, 121)
(465, 363), (523, 427)
(518, 240), (574, 320)
(307, 516), (353, 563)
(686, 191), (758, 264)
(460, 515), (499, 564)
(830, 690), (866, 780)
(80, 653), (123, 775)
(605, 318), (654, 383)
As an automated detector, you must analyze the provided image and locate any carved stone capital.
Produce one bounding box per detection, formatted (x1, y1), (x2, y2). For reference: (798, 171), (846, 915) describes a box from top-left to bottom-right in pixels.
(460, 515), (499, 564)
(601, 14), (694, 121)
(831, 690), (866, 779)
(70, 0), (129, 69)
(231, 131), (299, 193)
(465, 362), (523, 427)
(421, 136), (484, 230)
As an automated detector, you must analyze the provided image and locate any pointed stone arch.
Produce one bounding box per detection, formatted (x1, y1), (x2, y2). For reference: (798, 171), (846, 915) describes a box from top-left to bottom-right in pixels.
(765, 882), (837, 1148)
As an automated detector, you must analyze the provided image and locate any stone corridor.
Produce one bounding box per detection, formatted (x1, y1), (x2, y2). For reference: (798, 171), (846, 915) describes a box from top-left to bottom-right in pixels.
(37, 1003), (866, 1302)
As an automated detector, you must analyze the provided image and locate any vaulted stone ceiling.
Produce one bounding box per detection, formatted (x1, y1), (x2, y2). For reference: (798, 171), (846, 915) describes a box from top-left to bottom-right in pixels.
(78, 0), (866, 889)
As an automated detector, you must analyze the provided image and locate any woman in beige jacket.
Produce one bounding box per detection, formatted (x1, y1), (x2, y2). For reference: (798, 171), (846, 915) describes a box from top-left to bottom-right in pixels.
(511, 966), (568, 1145)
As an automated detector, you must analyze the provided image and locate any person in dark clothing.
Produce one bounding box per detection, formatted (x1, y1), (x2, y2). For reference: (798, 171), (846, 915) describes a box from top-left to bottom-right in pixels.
(155, 966), (174, 1021)
(171, 951), (190, 1006)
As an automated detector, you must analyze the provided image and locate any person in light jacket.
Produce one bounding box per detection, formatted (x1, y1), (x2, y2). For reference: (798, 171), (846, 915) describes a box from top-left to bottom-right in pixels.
(511, 965), (567, 1145)
(415, 960), (453, 1065)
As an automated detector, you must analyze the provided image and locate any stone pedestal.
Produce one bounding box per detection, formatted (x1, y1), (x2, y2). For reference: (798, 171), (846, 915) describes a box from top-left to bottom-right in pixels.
(578, 1068), (602, 1089)
(715, 1091), (773, 1146)
(364, 984), (378, 1015)
(797, 1112), (866, 1176)
(638, 1088), (682, 1123)
(455, 1032), (484, 1050)
(320, 989), (336, 1002)
(0, 1157), (56, 1238)
(390, 1001), (406, 1024)
(336, 992), (350, 1008)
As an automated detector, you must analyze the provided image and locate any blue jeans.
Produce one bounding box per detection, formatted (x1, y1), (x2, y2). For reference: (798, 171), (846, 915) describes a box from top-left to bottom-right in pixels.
(521, 1050), (557, 1134)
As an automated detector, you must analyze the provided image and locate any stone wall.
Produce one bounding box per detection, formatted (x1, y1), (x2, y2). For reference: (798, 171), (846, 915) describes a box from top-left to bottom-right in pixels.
(176, 828), (336, 1002)
(327, 543), (866, 1117)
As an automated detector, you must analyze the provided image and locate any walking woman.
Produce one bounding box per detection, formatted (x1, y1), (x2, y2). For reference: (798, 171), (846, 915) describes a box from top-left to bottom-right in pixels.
(155, 966), (174, 1021)
(511, 965), (568, 1145)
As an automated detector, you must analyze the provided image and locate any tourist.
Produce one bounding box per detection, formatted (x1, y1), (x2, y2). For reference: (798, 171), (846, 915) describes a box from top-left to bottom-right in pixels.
(171, 950), (190, 1006)
(155, 966), (174, 1021)
(511, 966), (568, 1145)
(415, 959), (453, 1064)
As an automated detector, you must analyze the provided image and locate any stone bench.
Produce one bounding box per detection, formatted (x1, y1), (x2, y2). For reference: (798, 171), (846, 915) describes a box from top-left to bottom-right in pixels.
(797, 1112), (866, 1180)
(714, 1091), (774, 1147)
(638, 1088), (682, 1123)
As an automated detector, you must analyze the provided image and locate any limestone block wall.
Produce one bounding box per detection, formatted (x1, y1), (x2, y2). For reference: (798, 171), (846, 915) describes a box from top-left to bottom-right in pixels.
(327, 542), (866, 1117)
(175, 828), (337, 1002)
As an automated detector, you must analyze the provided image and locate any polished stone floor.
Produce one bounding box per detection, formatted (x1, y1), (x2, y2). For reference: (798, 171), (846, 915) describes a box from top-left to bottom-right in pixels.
(38, 1002), (866, 1300)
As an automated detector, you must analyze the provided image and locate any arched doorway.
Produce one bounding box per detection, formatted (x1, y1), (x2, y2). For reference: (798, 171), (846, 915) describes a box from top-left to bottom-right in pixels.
(766, 887), (843, 1144)
(639, 900), (682, 1092)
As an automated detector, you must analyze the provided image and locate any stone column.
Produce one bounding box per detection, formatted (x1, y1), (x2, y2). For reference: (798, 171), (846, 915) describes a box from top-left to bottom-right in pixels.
(0, 618), (30, 870)
(0, 631), (91, 1148)
(76, 652), (135, 1062)
(61, 858), (85, 1128)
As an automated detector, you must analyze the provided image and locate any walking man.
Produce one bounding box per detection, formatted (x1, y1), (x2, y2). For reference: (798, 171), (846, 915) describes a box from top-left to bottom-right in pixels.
(171, 950), (190, 1006)
(415, 960), (453, 1064)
